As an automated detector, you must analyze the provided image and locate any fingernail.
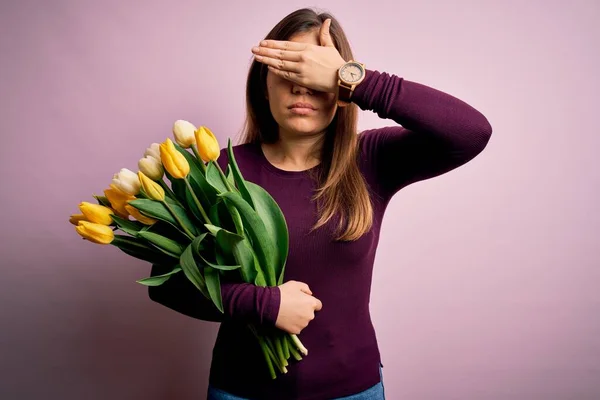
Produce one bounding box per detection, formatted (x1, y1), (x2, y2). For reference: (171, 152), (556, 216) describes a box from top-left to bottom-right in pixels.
(260, 40), (267, 46)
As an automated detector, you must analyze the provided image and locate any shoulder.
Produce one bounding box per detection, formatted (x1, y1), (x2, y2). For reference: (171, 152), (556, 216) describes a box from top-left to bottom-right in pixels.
(217, 141), (260, 171)
(357, 125), (406, 161)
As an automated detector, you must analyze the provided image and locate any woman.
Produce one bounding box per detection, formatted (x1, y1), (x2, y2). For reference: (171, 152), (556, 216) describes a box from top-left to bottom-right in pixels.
(148, 7), (492, 400)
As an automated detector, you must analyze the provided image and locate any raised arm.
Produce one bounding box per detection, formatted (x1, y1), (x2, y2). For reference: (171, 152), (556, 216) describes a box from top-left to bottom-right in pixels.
(353, 69), (493, 198)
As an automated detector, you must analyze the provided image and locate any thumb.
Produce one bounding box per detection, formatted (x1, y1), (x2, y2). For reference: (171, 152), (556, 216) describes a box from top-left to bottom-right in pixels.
(319, 18), (335, 47)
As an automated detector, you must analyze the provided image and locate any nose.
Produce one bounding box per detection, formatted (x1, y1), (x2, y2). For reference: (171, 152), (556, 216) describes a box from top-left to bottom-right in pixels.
(292, 83), (313, 95)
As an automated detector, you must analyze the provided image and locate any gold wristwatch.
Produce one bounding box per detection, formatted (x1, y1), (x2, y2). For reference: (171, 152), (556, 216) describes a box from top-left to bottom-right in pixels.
(337, 60), (366, 107)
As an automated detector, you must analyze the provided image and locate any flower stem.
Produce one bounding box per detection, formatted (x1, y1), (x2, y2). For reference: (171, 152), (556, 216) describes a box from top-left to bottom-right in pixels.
(191, 144), (207, 173)
(287, 340), (302, 361)
(259, 335), (277, 379)
(184, 177), (211, 225)
(281, 332), (290, 360)
(266, 335), (287, 369)
(158, 179), (178, 200)
(290, 334), (308, 356)
(274, 333), (287, 367)
(214, 161), (235, 192)
(248, 324), (277, 379)
(161, 200), (195, 240)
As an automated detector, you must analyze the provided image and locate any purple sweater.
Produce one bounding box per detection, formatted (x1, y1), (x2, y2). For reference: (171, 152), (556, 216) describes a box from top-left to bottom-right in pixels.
(148, 69), (493, 399)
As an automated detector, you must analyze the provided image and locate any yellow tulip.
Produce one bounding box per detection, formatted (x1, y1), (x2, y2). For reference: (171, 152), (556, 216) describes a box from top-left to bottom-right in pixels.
(173, 120), (197, 148)
(138, 171), (165, 201)
(138, 155), (164, 180)
(125, 204), (157, 225)
(194, 126), (220, 162)
(104, 184), (135, 218)
(69, 213), (86, 225)
(75, 221), (114, 244)
(78, 202), (114, 225)
(160, 138), (190, 179)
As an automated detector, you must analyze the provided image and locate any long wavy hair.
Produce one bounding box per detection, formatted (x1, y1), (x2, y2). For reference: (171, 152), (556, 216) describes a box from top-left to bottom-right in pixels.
(239, 8), (373, 241)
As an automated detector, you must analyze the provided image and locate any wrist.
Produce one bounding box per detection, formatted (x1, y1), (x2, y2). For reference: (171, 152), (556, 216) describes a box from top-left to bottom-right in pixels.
(336, 60), (366, 106)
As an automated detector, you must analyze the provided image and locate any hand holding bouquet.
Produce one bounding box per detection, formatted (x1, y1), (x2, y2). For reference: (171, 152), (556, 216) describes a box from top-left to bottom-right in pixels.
(69, 120), (307, 379)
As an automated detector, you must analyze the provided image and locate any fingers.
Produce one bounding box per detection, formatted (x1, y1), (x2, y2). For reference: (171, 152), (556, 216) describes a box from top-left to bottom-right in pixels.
(314, 298), (323, 312)
(296, 281), (313, 296)
(258, 40), (307, 51)
(252, 47), (302, 63)
(319, 18), (335, 47)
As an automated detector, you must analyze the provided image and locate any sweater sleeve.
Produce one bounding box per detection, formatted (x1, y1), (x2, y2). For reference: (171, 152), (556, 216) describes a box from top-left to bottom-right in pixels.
(352, 69), (493, 199)
(148, 264), (281, 326)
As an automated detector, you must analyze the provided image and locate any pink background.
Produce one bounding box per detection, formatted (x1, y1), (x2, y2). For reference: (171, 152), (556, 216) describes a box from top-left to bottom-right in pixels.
(1, 0), (599, 399)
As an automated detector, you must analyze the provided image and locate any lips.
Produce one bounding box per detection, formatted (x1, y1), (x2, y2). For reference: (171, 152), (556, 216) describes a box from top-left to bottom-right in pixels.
(289, 102), (316, 110)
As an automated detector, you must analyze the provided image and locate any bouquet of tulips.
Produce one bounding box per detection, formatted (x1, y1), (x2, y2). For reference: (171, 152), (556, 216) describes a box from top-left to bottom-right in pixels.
(69, 120), (307, 379)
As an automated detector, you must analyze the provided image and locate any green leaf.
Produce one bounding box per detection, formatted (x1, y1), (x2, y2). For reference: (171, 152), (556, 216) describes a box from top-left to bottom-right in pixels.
(111, 234), (177, 265)
(138, 231), (186, 257)
(227, 138), (255, 209)
(253, 257), (268, 286)
(212, 222), (258, 284)
(225, 201), (244, 235)
(219, 191), (276, 285)
(209, 199), (237, 233)
(226, 165), (236, 188)
(164, 168), (188, 205)
(206, 161), (228, 193)
(246, 181), (289, 285)
(198, 252), (240, 272)
(110, 214), (146, 236)
(127, 198), (176, 226)
(128, 199), (198, 237)
(184, 176), (209, 224)
(136, 266), (182, 286)
(204, 224), (221, 236)
(93, 195), (112, 208)
(208, 203), (221, 227)
(179, 234), (211, 300)
(141, 220), (191, 244)
(204, 266), (223, 313)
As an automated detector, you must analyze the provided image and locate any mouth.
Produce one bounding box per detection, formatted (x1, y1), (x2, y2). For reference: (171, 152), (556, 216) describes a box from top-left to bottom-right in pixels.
(289, 102), (316, 110)
(288, 102), (317, 115)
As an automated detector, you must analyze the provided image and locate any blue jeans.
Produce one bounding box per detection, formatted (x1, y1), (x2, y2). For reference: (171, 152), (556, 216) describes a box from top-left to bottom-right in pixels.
(207, 364), (385, 399)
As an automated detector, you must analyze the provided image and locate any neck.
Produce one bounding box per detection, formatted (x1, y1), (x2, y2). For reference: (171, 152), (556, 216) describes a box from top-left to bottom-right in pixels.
(261, 131), (324, 171)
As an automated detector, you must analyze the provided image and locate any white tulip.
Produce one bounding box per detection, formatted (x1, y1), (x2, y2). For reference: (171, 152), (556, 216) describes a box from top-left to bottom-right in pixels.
(112, 168), (141, 195)
(138, 155), (164, 181)
(172, 119), (197, 148)
(144, 143), (161, 161)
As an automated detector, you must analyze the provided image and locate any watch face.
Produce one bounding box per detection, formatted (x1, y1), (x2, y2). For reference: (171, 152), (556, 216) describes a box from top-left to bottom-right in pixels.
(340, 62), (364, 83)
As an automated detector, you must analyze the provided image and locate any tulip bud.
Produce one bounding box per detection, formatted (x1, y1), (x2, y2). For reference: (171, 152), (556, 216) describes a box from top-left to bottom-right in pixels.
(138, 171), (165, 201)
(173, 119), (197, 148)
(104, 184), (135, 218)
(75, 221), (115, 244)
(144, 143), (161, 161)
(138, 155), (164, 180)
(194, 126), (220, 162)
(124, 204), (157, 225)
(69, 213), (86, 225)
(78, 202), (114, 225)
(112, 168), (141, 196)
(159, 138), (190, 179)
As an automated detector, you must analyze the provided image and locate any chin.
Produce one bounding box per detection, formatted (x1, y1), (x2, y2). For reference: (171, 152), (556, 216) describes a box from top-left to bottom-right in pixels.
(284, 120), (326, 135)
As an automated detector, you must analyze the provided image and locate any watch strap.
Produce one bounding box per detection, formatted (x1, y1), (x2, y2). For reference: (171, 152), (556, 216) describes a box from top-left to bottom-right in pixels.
(337, 80), (354, 106)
